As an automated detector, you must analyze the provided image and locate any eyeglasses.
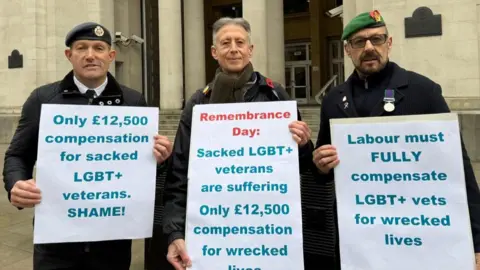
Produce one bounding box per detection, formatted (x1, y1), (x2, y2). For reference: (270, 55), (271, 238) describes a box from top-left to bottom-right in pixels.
(348, 34), (388, 49)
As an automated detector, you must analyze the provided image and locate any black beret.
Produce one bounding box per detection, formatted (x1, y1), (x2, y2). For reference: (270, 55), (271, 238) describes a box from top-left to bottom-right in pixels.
(65, 22), (112, 47)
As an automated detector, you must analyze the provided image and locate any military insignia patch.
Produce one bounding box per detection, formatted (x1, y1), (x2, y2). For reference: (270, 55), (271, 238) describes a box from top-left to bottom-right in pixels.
(94, 26), (104, 36)
(369, 10), (382, 22)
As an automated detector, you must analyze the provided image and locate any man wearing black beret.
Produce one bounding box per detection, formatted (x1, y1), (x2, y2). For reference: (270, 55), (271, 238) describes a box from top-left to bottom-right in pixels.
(312, 10), (480, 269)
(3, 22), (173, 269)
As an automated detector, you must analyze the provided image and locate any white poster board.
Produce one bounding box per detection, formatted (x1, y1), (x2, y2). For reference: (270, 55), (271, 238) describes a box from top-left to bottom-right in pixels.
(34, 104), (159, 244)
(185, 101), (305, 270)
(331, 113), (475, 270)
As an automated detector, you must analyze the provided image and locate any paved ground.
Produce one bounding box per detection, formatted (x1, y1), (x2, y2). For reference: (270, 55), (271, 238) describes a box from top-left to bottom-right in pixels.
(0, 144), (146, 269)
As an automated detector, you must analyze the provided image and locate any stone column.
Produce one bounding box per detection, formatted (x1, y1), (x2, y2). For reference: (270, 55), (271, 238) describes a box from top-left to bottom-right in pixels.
(342, 1), (357, 77)
(355, 0), (374, 14)
(0, 0), (117, 144)
(159, 0), (183, 109)
(242, 0), (268, 75)
(266, 0), (285, 86)
(184, 0), (206, 101)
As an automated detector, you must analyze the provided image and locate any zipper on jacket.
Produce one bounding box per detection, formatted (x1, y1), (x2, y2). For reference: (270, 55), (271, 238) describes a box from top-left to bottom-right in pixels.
(84, 243), (90, 252)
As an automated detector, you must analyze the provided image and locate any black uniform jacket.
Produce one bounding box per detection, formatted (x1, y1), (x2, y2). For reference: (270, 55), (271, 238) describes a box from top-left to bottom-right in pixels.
(316, 61), (480, 252)
(162, 71), (314, 246)
(2, 71), (149, 252)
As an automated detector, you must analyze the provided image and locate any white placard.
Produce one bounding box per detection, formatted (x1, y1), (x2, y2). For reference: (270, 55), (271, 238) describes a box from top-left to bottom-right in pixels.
(185, 101), (305, 270)
(331, 113), (475, 270)
(33, 104), (159, 244)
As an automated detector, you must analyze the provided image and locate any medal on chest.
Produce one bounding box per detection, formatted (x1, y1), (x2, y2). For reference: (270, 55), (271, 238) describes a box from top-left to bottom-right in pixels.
(383, 89), (395, 112)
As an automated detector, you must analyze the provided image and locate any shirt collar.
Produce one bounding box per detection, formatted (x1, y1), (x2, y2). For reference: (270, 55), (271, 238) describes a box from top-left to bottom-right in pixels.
(73, 76), (108, 97)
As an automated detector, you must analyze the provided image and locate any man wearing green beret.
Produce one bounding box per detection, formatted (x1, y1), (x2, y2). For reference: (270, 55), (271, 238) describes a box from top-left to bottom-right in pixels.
(312, 10), (480, 269)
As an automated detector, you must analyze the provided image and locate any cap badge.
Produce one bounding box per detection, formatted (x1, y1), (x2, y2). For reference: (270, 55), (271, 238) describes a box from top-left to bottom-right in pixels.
(369, 10), (382, 22)
(94, 26), (104, 37)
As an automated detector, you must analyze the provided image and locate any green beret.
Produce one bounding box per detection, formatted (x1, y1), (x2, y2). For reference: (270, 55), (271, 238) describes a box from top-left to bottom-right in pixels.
(341, 10), (386, 41)
(65, 22), (112, 47)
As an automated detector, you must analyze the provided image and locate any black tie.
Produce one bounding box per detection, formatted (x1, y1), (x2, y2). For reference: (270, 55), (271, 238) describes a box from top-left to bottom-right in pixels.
(85, 89), (96, 99)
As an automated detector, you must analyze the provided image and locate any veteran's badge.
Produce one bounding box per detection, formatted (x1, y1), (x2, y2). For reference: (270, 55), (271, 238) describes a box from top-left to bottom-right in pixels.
(94, 26), (104, 36)
(369, 10), (382, 22)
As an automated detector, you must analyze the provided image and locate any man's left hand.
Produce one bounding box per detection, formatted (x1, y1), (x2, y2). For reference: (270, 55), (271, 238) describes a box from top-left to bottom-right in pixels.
(153, 134), (173, 164)
(476, 253), (480, 269)
(289, 121), (311, 147)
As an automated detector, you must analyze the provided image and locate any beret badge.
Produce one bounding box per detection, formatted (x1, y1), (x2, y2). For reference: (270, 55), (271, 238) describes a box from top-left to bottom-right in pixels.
(370, 10), (382, 22)
(94, 26), (104, 37)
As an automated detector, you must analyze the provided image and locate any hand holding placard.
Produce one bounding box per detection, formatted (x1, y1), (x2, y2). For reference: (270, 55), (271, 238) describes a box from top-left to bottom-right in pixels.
(312, 144), (339, 174)
(10, 179), (41, 208)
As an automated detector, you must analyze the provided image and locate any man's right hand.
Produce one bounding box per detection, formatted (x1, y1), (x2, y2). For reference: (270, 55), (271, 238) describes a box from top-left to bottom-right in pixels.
(313, 144), (340, 174)
(167, 239), (192, 270)
(10, 179), (41, 208)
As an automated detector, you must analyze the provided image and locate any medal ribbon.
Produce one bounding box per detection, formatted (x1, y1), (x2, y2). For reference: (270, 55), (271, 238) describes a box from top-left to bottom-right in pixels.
(384, 89), (395, 103)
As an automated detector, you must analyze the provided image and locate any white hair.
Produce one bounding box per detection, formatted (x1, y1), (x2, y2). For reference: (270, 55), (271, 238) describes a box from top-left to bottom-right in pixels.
(212, 17), (252, 45)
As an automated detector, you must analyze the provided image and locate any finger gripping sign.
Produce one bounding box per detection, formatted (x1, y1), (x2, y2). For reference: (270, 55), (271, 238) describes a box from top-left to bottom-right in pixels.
(330, 113), (476, 270)
(33, 104), (159, 244)
(185, 101), (305, 270)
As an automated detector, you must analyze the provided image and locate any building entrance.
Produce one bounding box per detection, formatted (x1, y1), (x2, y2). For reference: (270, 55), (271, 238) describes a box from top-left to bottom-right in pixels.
(285, 43), (311, 104)
(285, 64), (310, 104)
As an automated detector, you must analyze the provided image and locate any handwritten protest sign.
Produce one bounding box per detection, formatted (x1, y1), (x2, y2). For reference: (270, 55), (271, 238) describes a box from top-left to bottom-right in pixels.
(185, 101), (304, 270)
(331, 113), (475, 270)
(33, 104), (159, 244)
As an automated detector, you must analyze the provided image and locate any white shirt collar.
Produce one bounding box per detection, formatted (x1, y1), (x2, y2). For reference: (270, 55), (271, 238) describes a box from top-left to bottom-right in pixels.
(73, 76), (108, 97)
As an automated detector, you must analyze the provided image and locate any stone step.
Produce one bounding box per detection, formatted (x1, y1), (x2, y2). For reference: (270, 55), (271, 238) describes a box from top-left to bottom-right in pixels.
(158, 122), (176, 127)
(159, 124), (179, 130)
(159, 119), (180, 124)
(159, 115), (181, 121)
(162, 130), (178, 136)
(159, 110), (183, 115)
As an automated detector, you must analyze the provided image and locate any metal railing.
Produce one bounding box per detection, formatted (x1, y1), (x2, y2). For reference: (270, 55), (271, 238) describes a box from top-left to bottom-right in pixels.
(314, 75), (338, 105)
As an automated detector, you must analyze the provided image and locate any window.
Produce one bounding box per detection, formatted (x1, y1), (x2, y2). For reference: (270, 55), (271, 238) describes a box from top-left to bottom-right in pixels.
(285, 43), (312, 103)
(328, 39), (345, 84)
(213, 4), (242, 19)
(220, 4), (242, 18)
(284, 0), (309, 15)
(285, 43), (311, 62)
